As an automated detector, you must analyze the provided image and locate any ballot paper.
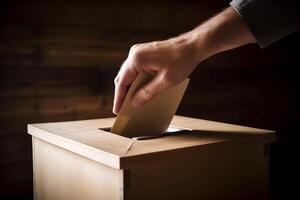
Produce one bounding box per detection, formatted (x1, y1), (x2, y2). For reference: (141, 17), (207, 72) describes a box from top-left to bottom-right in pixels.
(111, 72), (189, 138)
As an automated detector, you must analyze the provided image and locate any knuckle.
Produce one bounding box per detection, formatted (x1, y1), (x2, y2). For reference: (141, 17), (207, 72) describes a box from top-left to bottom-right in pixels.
(129, 44), (140, 53)
(140, 87), (153, 101)
(129, 44), (144, 64)
(132, 51), (143, 64)
(114, 77), (119, 85)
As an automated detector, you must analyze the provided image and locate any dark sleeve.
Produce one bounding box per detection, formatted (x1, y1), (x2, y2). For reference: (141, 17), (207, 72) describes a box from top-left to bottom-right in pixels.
(230, 0), (300, 48)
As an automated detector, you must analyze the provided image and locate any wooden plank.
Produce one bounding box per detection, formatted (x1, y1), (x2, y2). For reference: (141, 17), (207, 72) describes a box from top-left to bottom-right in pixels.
(33, 137), (123, 200)
(1, 1), (223, 31)
(0, 25), (172, 53)
(0, 161), (33, 197)
(40, 47), (126, 67)
(0, 85), (105, 98)
(0, 182), (33, 199)
(0, 162), (32, 185)
(0, 107), (114, 135)
(28, 120), (132, 169)
(0, 50), (125, 67)
(27, 116), (275, 169)
(0, 43), (34, 56)
(0, 65), (117, 86)
(125, 142), (270, 200)
(0, 134), (32, 164)
(0, 95), (112, 112)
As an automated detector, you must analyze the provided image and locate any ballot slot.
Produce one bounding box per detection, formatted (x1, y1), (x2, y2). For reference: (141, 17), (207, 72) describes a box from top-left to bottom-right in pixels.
(98, 125), (192, 140)
(110, 73), (190, 139)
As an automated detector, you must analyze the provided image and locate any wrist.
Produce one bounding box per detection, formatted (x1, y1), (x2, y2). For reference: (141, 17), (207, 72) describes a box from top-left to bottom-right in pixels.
(186, 27), (218, 64)
(188, 6), (256, 65)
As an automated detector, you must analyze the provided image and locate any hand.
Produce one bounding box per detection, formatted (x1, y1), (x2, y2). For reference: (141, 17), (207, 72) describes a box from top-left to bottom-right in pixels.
(113, 35), (201, 114)
(113, 6), (256, 114)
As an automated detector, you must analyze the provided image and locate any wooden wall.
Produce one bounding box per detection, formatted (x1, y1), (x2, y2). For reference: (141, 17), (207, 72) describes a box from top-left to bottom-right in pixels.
(0, 0), (299, 199)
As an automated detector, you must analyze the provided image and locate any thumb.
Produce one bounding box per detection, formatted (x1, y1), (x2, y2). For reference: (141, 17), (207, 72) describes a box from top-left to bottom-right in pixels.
(131, 73), (167, 108)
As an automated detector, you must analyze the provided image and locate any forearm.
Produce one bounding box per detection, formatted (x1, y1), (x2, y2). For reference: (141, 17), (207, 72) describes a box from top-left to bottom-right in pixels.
(182, 6), (256, 64)
(113, 6), (257, 113)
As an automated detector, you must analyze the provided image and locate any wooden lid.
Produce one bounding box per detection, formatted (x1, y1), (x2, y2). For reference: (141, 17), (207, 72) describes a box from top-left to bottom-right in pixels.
(28, 115), (275, 169)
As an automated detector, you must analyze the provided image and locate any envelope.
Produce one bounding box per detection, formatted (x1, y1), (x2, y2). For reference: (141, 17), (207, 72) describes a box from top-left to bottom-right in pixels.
(111, 72), (189, 138)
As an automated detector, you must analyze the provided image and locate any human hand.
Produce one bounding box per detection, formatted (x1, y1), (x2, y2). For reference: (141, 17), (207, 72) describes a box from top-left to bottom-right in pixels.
(113, 6), (256, 114)
(113, 35), (201, 114)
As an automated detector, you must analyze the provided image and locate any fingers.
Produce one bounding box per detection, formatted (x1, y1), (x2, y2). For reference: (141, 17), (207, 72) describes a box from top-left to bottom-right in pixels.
(113, 61), (138, 114)
(113, 44), (143, 114)
(131, 72), (171, 108)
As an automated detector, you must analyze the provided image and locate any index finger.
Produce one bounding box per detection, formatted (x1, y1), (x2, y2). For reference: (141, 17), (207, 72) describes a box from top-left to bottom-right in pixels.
(113, 61), (138, 114)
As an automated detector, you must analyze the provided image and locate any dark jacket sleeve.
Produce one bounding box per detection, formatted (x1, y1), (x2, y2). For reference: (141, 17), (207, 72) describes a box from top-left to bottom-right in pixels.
(230, 0), (300, 48)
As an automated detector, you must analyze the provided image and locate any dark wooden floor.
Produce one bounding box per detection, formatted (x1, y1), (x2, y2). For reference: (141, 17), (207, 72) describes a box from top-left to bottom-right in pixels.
(0, 0), (299, 199)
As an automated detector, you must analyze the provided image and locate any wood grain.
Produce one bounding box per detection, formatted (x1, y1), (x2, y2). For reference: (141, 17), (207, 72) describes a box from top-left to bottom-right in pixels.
(29, 116), (274, 199)
(33, 138), (123, 200)
(28, 115), (275, 169)
(1, 0), (298, 198)
(124, 142), (270, 200)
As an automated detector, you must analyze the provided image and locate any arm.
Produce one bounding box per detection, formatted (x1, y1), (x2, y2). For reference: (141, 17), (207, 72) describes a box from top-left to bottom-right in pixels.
(113, 6), (257, 114)
(114, 0), (300, 114)
(113, 6), (256, 114)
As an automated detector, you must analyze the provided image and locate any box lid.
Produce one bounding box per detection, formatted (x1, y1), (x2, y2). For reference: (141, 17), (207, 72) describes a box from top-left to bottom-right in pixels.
(28, 115), (275, 169)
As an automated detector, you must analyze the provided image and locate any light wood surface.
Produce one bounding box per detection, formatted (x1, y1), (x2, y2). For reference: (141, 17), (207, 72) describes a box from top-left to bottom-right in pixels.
(29, 115), (275, 200)
(32, 137), (123, 200)
(28, 115), (275, 169)
(125, 142), (270, 200)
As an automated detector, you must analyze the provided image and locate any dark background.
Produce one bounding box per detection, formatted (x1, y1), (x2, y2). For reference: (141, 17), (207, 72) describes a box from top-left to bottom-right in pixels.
(0, 0), (299, 199)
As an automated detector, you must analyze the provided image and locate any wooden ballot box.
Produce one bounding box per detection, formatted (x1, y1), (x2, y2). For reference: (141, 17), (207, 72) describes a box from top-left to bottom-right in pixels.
(27, 116), (275, 200)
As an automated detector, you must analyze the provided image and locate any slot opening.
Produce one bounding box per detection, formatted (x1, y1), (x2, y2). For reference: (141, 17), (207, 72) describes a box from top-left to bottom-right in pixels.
(98, 125), (192, 140)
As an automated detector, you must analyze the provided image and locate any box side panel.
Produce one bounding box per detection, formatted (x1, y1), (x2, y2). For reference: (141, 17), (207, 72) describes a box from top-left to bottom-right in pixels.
(124, 142), (270, 200)
(32, 137), (36, 200)
(33, 137), (123, 200)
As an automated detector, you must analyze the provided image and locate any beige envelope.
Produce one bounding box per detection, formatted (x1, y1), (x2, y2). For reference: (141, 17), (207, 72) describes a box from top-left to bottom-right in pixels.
(111, 72), (189, 138)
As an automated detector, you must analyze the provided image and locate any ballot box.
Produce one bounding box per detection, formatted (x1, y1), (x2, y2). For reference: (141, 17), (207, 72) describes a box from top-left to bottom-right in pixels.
(27, 115), (275, 200)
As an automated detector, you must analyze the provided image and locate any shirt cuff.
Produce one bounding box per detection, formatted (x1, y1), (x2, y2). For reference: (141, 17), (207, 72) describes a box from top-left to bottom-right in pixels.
(230, 0), (300, 48)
